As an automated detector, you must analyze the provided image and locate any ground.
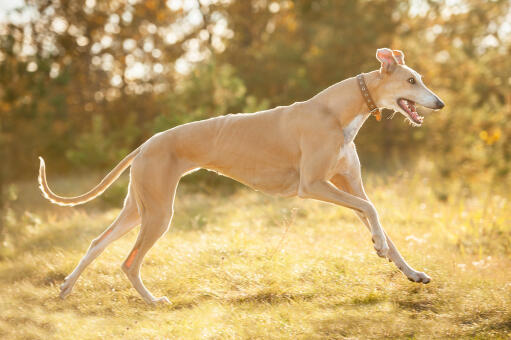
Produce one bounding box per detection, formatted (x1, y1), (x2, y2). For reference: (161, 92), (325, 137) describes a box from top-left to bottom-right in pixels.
(1, 168), (510, 339)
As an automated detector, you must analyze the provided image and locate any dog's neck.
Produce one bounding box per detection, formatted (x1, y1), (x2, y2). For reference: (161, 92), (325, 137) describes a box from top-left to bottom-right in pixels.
(311, 70), (384, 129)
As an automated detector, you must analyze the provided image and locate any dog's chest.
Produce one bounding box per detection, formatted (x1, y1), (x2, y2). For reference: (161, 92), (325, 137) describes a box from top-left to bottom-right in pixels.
(325, 114), (367, 178)
(327, 143), (356, 177)
(342, 114), (366, 145)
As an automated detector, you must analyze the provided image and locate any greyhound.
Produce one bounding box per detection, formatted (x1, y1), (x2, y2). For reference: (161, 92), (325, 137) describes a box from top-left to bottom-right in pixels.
(38, 48), (445, 304)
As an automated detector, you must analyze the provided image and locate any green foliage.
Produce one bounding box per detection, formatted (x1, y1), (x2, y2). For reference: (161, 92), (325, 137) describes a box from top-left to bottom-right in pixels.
(152, 61), (270, 133)
(0, 0), (509, 188)
(65, 114), (141, 168)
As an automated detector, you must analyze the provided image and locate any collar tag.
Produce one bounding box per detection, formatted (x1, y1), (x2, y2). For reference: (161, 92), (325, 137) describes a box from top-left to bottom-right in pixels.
(373, 110), (382, 121)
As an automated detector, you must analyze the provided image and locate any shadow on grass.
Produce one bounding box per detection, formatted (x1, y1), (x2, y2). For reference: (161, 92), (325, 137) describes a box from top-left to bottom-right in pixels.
(458, 309), (511, 337)
(471, 319), (511, 335)
(351, 292), (386, 305)
(389, 285), (440, 313)
(226, 291), (315, 305)
(395, 298), (437, 312)
(312, 286), (444, 338)
(161, 290), (316, 312)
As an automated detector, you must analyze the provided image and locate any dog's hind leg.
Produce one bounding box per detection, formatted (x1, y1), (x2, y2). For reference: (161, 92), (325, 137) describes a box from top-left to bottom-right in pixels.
(121, 156), (183, 304)
(121, 209), (174, 304)
(60, 186), (140, 299)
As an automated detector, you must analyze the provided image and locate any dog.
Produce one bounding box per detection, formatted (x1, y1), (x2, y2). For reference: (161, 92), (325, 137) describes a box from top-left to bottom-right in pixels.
(38, 48), (445, 304)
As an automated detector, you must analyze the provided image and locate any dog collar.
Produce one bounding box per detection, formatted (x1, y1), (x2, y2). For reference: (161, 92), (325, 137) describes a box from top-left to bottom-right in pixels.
(356, 74), (382, 121)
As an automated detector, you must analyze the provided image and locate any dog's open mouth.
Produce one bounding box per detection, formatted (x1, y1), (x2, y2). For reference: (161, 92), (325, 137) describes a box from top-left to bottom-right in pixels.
(397, 98), (423, 125)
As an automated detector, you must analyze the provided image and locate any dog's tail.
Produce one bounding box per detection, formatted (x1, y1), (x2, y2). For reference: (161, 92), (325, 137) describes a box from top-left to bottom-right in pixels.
(38, 147), (141, 207)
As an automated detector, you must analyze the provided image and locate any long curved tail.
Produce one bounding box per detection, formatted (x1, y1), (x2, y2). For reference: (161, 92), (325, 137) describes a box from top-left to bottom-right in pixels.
(38, 147), (141, 207)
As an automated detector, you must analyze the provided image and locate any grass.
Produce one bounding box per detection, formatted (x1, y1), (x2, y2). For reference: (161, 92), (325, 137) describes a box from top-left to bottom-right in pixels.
(1, 166), (510, 339)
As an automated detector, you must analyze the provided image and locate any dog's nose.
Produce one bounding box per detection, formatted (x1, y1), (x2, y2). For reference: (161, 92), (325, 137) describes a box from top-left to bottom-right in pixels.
(435, 98), (445, 109)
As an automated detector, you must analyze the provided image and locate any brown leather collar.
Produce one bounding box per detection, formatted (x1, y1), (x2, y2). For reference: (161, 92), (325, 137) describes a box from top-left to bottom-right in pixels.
(356, 74), (381, 121)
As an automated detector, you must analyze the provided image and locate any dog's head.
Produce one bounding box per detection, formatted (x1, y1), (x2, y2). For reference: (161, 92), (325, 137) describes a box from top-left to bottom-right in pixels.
(374, 48), (444, 126)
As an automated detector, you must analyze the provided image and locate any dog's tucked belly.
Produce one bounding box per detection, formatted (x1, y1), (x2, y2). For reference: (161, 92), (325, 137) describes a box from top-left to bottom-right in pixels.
(206, 164), (300, 197)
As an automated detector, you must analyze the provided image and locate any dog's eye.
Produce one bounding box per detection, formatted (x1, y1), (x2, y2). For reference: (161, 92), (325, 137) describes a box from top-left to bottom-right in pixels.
(408, 77), (416, 84)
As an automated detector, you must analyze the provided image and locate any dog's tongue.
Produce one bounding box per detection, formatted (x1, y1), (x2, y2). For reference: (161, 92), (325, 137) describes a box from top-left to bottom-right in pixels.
(410, 102), (416, 112)
(403, 99), (416, 112)
(399, 99), (423, 124)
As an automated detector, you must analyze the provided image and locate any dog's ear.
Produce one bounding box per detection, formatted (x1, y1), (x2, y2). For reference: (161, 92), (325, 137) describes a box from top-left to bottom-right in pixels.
(376, 48), (398, 74)
(392, 50), (405, 65)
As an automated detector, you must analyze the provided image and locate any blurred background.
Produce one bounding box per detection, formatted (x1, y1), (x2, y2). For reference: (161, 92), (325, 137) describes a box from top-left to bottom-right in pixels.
(0, 0), (510, 221)
(1, 2), (511, 337)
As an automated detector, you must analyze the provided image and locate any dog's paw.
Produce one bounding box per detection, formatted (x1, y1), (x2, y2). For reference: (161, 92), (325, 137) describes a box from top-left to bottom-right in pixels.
(407, 271), (431, 284)
(371, 235), (389, 258)
(150, 296), (171, 305)
(59, 277), (74, 299)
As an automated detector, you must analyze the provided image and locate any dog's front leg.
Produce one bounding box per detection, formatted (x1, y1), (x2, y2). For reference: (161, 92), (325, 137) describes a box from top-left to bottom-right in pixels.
(330, 174), (431, 284)
(298, 136), (390, 256)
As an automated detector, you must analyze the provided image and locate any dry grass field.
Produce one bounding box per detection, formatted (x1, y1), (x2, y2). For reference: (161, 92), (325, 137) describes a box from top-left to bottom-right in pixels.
(1, 166), (510, 339)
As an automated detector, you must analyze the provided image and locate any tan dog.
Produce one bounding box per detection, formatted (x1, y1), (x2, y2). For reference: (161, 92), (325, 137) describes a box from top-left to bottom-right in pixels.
(39, 48), (445, 304)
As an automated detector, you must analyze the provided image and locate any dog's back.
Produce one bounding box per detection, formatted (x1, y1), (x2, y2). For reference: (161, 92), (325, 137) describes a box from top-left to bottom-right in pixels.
(141, 105), (307, 195)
